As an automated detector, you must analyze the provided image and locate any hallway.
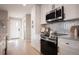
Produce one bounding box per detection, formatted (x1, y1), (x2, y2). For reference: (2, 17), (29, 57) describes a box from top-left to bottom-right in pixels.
(0, 4), (41, 55)
(7, 39), (40, 55)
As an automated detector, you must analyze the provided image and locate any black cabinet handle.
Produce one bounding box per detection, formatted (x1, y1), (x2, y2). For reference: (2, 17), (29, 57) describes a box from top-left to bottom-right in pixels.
(66, 43), (69, 45)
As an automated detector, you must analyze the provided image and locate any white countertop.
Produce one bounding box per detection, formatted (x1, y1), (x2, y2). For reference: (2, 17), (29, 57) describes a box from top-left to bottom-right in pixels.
(58, 35), (79, 41)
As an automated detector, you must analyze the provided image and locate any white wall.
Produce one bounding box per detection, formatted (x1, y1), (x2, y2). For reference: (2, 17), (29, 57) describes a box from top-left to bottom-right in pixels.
(31, 5), (41, 52)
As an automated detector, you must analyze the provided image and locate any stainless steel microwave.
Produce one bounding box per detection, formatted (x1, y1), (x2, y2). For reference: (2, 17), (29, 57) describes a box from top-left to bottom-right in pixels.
(46, 6), (64, 22)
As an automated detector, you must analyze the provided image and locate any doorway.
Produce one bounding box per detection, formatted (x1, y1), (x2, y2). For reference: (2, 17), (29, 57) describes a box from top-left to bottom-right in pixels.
(6, 17), (22, 54)
(8, 17), (22, 39)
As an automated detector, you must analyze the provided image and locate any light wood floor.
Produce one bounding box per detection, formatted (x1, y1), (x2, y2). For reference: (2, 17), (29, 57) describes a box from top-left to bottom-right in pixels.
(7, 39), (40, 55)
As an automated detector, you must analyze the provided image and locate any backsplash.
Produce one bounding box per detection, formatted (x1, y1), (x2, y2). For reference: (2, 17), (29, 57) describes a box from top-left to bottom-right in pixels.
(47, 20), (79, 34)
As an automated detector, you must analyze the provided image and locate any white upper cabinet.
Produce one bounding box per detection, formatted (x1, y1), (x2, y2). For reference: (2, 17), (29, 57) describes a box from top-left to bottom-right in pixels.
(63, 4), (79, 20)
(41, 5), (46, 24)
(55, 4), (79, 20)
(41, 4), (54, 24)
(41, 4), (79, 24)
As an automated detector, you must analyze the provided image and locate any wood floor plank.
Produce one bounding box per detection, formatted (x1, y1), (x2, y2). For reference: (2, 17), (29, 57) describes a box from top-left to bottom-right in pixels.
(7, 39), (40, 55)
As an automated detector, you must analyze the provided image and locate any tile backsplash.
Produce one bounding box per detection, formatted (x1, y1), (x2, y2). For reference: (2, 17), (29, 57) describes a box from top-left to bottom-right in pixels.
(47, 20), (79, 34)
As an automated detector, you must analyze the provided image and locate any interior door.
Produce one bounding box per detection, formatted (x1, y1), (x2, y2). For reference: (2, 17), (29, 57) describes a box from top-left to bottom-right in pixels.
(8, 18), (22, 39)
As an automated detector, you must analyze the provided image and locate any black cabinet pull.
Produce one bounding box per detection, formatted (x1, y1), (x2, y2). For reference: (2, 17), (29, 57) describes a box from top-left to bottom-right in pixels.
(66, 43), (69, 45)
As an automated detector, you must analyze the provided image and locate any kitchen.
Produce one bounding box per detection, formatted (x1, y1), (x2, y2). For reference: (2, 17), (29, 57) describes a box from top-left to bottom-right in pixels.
(40, 4), (79, 55)
(0, 4), (79, 55)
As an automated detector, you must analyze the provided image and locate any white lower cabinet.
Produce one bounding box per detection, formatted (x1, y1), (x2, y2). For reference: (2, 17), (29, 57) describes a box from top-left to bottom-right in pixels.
(58, 38), (79, 55)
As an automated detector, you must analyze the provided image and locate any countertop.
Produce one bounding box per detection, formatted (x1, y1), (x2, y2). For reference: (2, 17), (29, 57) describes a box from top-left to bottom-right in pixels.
(53, 32), (79, 41)
(58, 35), (79, 41)
(41, 32), (79, 43)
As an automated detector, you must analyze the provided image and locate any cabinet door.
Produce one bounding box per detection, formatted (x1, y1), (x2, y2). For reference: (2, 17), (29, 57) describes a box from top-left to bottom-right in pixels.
(55, 4), (79, 20)
(0, 44), (2, 55)
(41, 5), (54, 24)
(64, 4), (79, 20)
(58, 38), (79, 55)
(0, 41), (5, 55)
(41, 5), (47, 24)
(58, 39), (74, 55)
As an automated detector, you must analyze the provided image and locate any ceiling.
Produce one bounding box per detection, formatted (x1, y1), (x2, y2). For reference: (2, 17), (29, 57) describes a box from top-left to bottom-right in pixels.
(0, 4), (34, 18)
